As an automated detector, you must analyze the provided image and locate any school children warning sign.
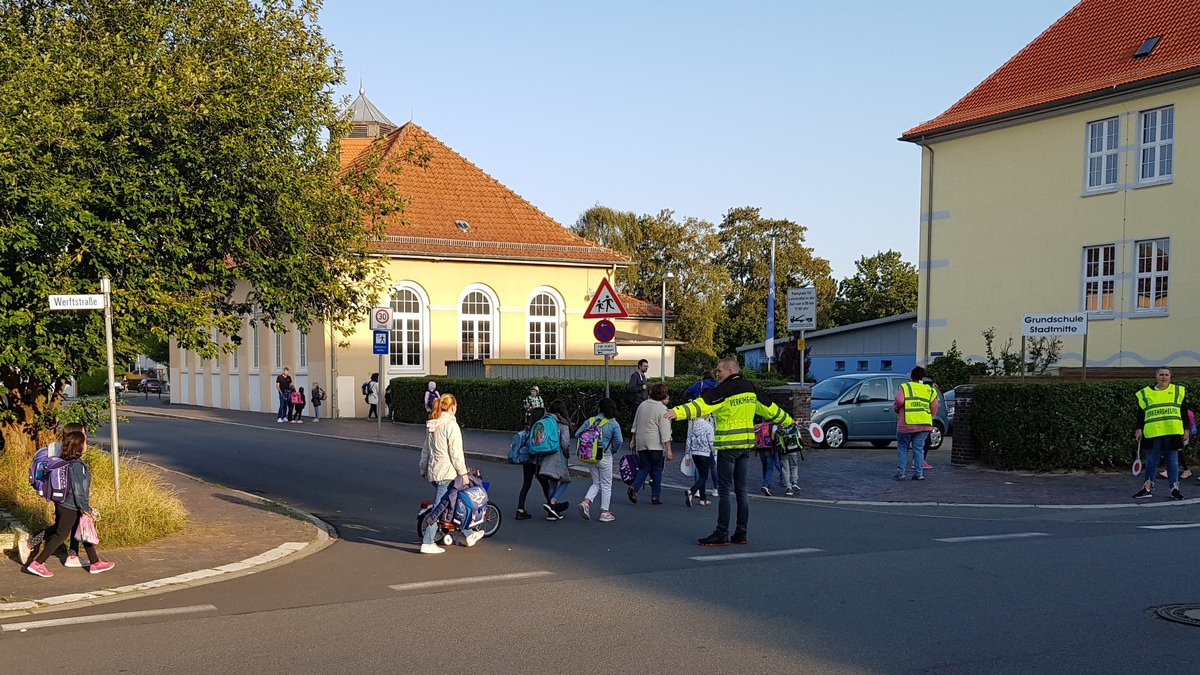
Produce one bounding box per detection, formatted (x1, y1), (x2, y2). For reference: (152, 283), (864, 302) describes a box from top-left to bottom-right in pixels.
(583, 278), (628, 319)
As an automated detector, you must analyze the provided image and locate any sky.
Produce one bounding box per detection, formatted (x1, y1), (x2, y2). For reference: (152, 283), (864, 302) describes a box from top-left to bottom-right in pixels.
(317, 0), (1079, 280)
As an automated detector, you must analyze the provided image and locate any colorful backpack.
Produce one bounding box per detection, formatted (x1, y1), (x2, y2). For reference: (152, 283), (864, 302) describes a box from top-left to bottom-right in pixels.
(755, 422), (774, 448)
(450, 485), (490, 531)
(290, 390), (301, 405)
(30, 450), (73, 504)
(618, 451), (639, 484)
(528, 415), (560, 457)
(576, 416), (613, 464)
(775, 424), (804, 457)
(508, 429), (532, 464)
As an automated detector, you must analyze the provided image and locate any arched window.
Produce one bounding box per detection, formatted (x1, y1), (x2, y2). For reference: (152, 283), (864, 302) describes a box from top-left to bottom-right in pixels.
(390, 287), (423, 368)
(460, 290), (493, 360)
(527, 292), (559, 360)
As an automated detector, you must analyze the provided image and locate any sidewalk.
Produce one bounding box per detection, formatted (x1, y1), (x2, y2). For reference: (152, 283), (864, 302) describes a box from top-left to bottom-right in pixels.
(120, 398), (1182, 508)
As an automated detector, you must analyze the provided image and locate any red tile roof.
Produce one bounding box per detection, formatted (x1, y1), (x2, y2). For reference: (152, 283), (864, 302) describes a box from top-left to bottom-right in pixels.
(617, 292), (673, 319)
(345, 122), (629, 267)
(902, 0), (1200, 139)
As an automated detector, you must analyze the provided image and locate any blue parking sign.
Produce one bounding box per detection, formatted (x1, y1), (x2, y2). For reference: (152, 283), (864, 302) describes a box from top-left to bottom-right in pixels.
(373, 330), (389, 355)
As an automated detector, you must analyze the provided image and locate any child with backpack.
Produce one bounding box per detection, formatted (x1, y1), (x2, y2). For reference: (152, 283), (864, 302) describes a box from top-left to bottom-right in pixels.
(289, 386), (306, 423)
(576, 398), (623, 523)
(774, 423), (804, 496)
(20, 423), (87, 568)
(515, 407), (551, 521)
(537, 401), (574, 520)
(418, 394), (470, 554)
(685, 414), (716, 506)
(24, 427), (114, 577)
(310, 383), (325, 422)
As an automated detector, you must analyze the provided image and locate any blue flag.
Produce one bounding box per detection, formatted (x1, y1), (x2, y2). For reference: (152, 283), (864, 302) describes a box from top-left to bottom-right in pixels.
(765, 239), (776, 362)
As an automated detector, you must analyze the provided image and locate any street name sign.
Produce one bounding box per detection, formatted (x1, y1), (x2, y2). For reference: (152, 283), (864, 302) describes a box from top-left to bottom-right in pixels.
(49, 294), (106, 310)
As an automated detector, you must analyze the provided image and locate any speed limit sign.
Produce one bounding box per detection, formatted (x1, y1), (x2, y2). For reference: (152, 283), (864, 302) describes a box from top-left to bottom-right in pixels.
(370, 306), (392, 330)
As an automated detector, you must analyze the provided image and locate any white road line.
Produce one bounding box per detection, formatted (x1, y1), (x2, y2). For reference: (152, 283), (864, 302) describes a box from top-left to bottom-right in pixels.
(1, 604), (217, 632)
(1139, 523), (1200, 530)
(688, 547), (823, 562)
(935, 532), (1050, 543)
(389, 570), (554, 592)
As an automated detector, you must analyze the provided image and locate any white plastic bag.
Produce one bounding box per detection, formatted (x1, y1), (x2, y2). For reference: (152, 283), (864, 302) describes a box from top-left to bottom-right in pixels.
(680, 453), (694, 478)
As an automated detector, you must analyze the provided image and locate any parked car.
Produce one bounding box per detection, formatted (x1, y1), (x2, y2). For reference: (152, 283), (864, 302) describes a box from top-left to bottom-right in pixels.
(810, 374), (950, 450)
(139, 378), (163, 393)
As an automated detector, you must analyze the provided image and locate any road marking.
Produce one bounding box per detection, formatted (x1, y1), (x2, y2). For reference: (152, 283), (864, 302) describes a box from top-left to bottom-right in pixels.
(688, 547), (823, 562)
(389, 570), (554, 592)
(1139, 523), (1200, 530)
(935, 532), (1050, 543)
(1, 605), (217, 632)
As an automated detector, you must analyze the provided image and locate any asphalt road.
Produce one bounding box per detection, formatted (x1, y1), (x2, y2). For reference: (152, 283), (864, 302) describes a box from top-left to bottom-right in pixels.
(3, 413), (1199, 674)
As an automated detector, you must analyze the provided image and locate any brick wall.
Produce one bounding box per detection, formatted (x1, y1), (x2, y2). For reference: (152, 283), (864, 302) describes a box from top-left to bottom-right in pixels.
(950, 384), (976, 465)
(765, 385), (814, 445)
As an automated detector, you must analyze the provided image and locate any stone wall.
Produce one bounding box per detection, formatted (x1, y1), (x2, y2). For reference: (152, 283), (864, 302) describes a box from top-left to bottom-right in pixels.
(950, 384), (976, 465)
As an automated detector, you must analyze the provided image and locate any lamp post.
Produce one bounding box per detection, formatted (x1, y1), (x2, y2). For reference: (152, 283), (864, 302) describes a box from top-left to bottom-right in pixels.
(661, 272), (674, 381)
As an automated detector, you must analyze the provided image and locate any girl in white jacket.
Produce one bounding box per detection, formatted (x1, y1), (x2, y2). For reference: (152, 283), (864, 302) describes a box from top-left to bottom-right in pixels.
(418, 394), (469, 554)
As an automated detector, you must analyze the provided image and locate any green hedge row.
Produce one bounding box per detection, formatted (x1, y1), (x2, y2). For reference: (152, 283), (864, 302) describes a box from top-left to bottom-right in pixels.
(971, 379), (1198, 471)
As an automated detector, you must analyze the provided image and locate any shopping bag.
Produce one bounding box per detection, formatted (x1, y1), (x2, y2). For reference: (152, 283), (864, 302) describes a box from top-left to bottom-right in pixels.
(618, 452), (639, 485)
(76, 512), (100, 545)
(680, 453), (694, 478)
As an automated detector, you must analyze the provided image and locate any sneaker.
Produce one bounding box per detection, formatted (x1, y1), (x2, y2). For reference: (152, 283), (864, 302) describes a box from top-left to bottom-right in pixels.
(515, 510), (531, 520)
(1172, 488), (1184, 501)
(760, 486), (771, 496)
(627, 487), (638, 504)
(785, 489), (794, 496)
(598, 511), (615, 523)
(894, 473), (906, 481)
(553, 501), (570, 515)
(25, 561), (53, 578)
(419, 543), (445, 554)
(579, 500), (591, 520)
(295, 420), (303, 424)
(1133, 487), (1154, 499)
(88, 560), (115, 574)
(912, 475), (925, 481)
(698, 533), (730, 547)
(1183, 469), (1193, 479)
(277, 418), (285, 423)
(731, 532), (748, 545)
(17, 537), (32, 566)
(791, 484), (802, 492)
(543, 504), (563, 520)
(64, 553), (82, 568)
(312, 418), (319, 423)
(686, 491), (693, 507)
(923, 461), (933, 470)
(699, 499), (711, 506)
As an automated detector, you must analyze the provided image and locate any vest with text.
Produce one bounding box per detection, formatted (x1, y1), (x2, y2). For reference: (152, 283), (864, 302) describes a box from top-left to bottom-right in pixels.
(900, 382), (935, 427)
(1137, 384), (1186, 438)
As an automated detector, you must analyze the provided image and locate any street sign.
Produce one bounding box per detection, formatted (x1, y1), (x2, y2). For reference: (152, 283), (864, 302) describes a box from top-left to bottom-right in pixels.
(593, 319), (616, 342)
(1022, 312), (1087, 336)
(787, 288), (817, 331)
(594, 342), (618, 356)
(796, 338), (806, 351)
(49, 294), (106, 310)
(372, 330), (389, 355)
(583, 277), (628, 319)
(370, 306), (393, 330)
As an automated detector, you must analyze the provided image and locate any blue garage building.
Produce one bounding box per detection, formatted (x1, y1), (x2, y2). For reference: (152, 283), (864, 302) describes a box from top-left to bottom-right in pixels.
(737, 312), (918, 382)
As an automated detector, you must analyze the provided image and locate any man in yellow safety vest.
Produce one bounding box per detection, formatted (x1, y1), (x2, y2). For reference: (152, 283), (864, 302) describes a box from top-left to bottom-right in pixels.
(1133, 367), (1190, 500)
(893, 366), (939, 481)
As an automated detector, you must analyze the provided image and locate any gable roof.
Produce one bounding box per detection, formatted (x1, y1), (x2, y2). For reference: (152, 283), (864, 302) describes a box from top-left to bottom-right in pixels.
(349, 122), (629, 267)
(902, 0), (1200, 140)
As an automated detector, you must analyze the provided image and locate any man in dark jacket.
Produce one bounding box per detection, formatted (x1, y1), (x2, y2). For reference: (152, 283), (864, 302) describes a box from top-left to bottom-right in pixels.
(626, 359), (650, 407)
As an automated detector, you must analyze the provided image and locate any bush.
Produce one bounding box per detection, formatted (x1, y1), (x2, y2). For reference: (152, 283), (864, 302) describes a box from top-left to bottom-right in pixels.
(971, 378), (1198, 471)
(76, 368), (109, 396)
(925, 341), (988, 390)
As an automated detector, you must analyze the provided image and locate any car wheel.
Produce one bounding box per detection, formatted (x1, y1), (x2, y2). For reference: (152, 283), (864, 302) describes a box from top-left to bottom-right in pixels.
(870, 439), (892, 449)
(823, 422), (847, 449)
(928, 423), (944, 450)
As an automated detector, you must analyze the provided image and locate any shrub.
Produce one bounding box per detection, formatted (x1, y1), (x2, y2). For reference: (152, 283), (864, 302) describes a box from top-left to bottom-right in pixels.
(925, 341), (988, 390)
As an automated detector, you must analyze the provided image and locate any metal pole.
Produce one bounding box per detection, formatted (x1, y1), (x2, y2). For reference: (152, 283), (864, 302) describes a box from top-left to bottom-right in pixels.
(660, 278), (667, 382)
(377, 353), (383, 436)
(1081, 334), (1088, 381)
(1020, 335), (1026, 381)
(799, 330), (806, 385)
(330, 322), (338, 419)
(100, 277), (120, 501)
(604, 354), (610, 399)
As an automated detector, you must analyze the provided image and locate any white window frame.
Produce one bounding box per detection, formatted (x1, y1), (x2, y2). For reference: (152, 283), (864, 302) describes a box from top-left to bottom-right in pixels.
(1138, 105), (1174, 185)
(389, 282), (430, 373)
(274, 332), (283, 372)
(298, 332), (308, 372)
(526, 287), (563, 360)
(1080, 244), (1117, 318)
(1085, 116), (1120, 192)
(251, 323), (261, 372)
(459, 284), (499, 361)
(1132, 238), (1170, 315)
(211, 329), (220, 373)
(231, 334), (240, 373)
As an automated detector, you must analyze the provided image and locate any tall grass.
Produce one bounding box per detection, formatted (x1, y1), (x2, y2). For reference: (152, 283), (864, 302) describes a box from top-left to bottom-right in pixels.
(0, 446), (187, 548)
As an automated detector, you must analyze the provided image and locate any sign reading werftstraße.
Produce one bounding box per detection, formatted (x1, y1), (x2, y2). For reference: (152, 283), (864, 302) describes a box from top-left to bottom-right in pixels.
(1022, 312), (1088, 336)
(49, 294), (106, 310)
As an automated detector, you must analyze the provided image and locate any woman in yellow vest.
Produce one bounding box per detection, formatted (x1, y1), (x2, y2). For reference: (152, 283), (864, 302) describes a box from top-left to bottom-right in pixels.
(1133, 367), (1190, 500)
(893, 366), (939, 481)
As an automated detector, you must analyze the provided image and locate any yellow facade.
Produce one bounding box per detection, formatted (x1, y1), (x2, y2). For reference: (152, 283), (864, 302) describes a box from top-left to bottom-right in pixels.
(915, 84), (1200, 368)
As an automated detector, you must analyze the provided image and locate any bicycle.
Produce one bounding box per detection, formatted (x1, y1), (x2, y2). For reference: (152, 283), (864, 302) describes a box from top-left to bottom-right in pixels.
(568, 390), (599, 430)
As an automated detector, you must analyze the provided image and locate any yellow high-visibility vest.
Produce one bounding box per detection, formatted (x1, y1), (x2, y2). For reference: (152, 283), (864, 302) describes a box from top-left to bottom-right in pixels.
(1137, 384), (1186, 438)
(900, 382), (935, 426)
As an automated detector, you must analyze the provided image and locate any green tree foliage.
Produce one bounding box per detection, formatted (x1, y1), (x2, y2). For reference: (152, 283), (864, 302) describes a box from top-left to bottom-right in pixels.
(0, 0), (400, 449)
(829, 250), (918, 327)
(925, 341), (988, 390)
(714, 207), (835, 356)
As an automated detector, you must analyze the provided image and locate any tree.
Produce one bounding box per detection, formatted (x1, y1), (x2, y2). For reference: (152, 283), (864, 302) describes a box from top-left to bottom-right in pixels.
(714, 207), (835, 358)
(829, 250), (918, 327)
(0, 0), (400, 450)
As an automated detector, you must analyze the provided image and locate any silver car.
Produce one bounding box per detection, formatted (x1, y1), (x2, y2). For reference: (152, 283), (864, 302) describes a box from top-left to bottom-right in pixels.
(810, 374), (949, 450)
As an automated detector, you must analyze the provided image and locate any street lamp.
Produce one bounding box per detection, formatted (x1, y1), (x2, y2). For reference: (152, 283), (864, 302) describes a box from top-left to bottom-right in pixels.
(661, 272), (674, 381)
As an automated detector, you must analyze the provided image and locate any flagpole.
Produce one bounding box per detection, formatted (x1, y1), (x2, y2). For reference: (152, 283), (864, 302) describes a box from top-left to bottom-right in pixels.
(766, 238), (776, 373)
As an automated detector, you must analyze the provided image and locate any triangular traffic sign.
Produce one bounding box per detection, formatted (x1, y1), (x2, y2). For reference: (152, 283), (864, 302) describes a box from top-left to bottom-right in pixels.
(583, 277), (628, 318)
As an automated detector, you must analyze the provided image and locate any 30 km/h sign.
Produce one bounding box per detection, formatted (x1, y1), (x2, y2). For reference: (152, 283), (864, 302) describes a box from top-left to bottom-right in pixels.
(370, 306), (392, 330)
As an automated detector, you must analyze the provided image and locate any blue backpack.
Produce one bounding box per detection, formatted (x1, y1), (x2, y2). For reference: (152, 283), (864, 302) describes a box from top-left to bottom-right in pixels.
(528, 415), (560, 457)
(508, 429), (532, 464)
(29, 448), (73, 504)
(451, 485), (489, 531)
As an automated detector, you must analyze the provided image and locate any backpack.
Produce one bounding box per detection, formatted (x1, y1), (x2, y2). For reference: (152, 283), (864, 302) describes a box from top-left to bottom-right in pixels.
(618, 451), (639, 484)
(528, 415), (560, 457)
(576, 416), (613, 464)
(290, 391), (301, 405)
(30, 453), (73, 504)
(361, 381), (370, 396)
(450, 484), (489, 531)
(755, 423), (773, 448)
(775, 424), (804, 457)
(507, 429), (532, 464)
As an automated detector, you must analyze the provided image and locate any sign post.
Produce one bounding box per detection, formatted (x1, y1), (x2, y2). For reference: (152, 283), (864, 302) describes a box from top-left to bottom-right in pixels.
(788, 288), (817, 384)
(370, 307), (393, 436)
(49, 286), (120, 500)
(1022, 312), (1088, 379)
(593, 319), (617, 398)
(585, 279), (628, 398)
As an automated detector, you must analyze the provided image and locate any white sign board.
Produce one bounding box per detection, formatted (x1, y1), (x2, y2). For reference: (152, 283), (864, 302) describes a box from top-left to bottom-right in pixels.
(594, 342), (618, 356)
(370, 306), (393, 330)
(1022, 312), (1088, 336)
(49, 294), (106, 310)
(787, 288), (817, 331)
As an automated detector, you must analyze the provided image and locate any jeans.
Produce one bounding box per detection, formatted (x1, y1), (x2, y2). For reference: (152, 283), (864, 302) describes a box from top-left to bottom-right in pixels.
(422, 480), (453, 545)
(758, 450), (780, 488)
(716, 450), (750, 537)
(1144, 436), (1181, 487)
(313, 404), (321, 421)
(584, 454), (614, 511)
(690, 454), (714, 500)
(518, 463), (550, 511)
(897, 432), (928, 478)
(277, 392), (289, 420)
(780, 453), (800, 487)
(632, 450), (665, 499)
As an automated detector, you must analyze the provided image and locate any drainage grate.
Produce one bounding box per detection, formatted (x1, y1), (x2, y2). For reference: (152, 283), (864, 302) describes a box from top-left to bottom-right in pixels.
(1153, 605), (1200, 627)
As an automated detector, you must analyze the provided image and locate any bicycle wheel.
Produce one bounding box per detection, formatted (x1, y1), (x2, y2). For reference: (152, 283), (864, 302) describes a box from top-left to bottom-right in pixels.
(481, 502), (502, 538)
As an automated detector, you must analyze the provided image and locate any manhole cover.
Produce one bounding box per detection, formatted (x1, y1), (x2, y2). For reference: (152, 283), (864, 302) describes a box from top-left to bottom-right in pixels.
(1153, 604), (1200, 627)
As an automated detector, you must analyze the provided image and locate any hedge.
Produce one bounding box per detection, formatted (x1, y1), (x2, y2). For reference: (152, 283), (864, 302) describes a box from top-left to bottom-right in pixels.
(971, 378), (1198, 471)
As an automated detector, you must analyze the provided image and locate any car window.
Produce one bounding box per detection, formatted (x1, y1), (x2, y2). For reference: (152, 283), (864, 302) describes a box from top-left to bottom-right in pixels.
(859, 378), (890, 402)
(812, 377), (857, 400)
(838, 384), (861, 404)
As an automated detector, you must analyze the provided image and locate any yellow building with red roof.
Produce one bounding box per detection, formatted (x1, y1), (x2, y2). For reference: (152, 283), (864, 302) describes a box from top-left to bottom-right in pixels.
(900, 0), (1200, 368)
(171, 88), (678, 416)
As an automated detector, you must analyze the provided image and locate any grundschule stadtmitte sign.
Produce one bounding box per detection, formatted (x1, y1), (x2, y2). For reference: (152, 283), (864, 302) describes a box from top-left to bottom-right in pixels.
(1022, 312), (1088, 336)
